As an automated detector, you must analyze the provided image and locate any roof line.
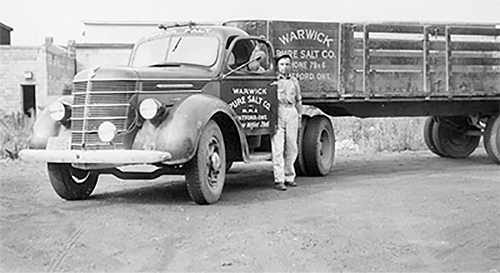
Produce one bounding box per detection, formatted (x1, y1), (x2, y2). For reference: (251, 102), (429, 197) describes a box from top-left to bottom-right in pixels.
(0, 22), (14, 31)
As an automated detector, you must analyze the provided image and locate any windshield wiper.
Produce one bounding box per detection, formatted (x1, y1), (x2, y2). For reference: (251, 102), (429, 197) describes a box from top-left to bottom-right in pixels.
(149, 62), (182, 67)
(172, 37), (182, 53)
(148, 62), (210, 69)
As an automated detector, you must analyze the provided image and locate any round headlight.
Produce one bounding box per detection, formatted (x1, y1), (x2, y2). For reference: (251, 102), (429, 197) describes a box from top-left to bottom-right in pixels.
(48, 101), (66, 121)
(98, 121), (117, 142)
(139, 98), (161, 120)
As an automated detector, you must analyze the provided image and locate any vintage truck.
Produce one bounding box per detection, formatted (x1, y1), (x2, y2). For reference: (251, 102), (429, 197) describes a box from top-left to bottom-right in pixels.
(20, 20), (499, 205)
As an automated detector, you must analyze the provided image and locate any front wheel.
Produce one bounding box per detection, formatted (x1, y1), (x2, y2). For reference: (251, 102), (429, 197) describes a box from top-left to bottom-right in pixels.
(432, 116), (480, 158)
(484, 114), (500, 164)
(185, 120), (226, 205)
(47, 163), (98, 200)
(302, 116), (335, 176)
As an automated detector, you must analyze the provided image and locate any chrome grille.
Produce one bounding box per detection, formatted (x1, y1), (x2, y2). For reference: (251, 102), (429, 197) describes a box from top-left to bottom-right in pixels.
(71, 81), (137, 150)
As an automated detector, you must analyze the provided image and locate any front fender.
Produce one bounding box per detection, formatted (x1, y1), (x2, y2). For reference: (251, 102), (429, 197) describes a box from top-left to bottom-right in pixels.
(132, 94), (247, 165)
(29, 96), (72, 149)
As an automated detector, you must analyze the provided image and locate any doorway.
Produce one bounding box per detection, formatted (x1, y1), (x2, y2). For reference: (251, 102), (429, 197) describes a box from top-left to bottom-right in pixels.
(22, 85), (36, 117)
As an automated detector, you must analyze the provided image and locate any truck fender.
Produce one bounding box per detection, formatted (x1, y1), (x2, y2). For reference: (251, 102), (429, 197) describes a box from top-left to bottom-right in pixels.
(29, 96), (72, 149)
(133, 94), (248, 165)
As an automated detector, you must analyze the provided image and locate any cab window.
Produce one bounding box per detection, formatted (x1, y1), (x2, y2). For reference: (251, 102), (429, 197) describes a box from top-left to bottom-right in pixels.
(227, 39), (272, 74)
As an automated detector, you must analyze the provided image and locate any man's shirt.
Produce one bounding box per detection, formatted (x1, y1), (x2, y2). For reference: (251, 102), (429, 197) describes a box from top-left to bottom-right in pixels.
(277, 75), (301, 106)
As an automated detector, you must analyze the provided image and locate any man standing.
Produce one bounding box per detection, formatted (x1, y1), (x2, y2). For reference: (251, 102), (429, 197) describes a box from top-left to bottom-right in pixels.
(272, 54), (302, 191)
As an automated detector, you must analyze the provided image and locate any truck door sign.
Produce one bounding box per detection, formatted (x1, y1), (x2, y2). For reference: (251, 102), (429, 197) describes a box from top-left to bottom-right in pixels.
(221, 37), (278, 136)
(228, 86), (273, 132)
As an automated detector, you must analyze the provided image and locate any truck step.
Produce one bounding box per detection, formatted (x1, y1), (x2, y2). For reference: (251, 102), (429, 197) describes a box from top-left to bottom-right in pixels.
(248, 152), (272, 162)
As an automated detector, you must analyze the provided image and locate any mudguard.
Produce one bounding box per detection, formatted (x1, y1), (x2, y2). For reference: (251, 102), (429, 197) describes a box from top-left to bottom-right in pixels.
(29, 96), (73, 149)
(132, 94), (249, 165)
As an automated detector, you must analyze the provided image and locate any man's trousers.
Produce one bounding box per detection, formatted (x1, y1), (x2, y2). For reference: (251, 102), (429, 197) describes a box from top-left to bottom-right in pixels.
(271, 104), (299, 183)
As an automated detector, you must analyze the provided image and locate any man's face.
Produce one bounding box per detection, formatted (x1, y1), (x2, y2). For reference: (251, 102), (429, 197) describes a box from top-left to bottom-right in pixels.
(277, 57), (291, 75)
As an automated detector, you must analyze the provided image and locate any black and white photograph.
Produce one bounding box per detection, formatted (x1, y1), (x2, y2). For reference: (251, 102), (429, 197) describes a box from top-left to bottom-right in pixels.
(1, 0), (499, 271)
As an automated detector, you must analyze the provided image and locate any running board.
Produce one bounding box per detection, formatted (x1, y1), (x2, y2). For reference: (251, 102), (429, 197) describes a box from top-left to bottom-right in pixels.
(248, 152), (272, 162)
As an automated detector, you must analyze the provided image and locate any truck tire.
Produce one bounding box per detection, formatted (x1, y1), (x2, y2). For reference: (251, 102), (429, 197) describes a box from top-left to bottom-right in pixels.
(484, 114), (500, 164)
(423, 117), (447, 157)
(185, 120), (226, 205)
(432, 116), (480, 158)
(294, 116), (309, 176)
(47, 163), (98, 200)
(302, 116), (335, 176)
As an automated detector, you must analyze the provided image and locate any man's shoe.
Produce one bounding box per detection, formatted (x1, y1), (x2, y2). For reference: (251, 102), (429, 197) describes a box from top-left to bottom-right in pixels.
(275, 182), (287, 191)
(285, 181), (297, 187)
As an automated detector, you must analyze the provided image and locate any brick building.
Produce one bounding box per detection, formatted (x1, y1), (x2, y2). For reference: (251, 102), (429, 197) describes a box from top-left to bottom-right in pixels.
(0, 35), (75, 116)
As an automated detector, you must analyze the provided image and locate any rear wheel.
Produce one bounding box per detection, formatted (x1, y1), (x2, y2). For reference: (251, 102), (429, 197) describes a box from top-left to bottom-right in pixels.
(423, 117), (447, 157)
(47, 163), (98, 200)
(185, 120), (226, 205)
(432, 116), (480, 158)
(484, 114), (500, 164)
(302, 116), (335, 176)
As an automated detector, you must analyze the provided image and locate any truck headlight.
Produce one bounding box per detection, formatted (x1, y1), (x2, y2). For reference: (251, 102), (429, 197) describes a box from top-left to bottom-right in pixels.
(48, 101), (69, 121)
(98, 121), (117, 142)
(139, 98), (162, 120)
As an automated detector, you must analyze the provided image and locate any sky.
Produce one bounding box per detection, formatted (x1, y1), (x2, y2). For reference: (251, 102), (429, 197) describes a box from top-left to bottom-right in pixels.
(1, 0), (499, 46)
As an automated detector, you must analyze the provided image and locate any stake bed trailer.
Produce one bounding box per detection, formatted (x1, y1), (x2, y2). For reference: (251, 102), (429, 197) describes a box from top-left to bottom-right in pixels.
(20, 20), (500, 204)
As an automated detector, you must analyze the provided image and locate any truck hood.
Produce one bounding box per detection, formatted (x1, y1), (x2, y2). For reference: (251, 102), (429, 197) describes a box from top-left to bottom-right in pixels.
(74, 65), (218, 82)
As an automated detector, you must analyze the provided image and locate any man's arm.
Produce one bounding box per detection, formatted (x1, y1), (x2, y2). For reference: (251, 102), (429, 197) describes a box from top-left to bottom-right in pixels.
(294, 78), (303, 116)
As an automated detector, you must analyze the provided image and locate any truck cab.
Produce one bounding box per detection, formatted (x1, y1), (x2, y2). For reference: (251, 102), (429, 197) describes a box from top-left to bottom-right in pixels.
(20, 23), (335, 205)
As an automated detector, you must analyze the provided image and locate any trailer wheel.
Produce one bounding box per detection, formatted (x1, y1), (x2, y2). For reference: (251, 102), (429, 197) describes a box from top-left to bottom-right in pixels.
(302, 116), (335, 176)
(186, 120), (226, 205)
(423, 117), (447, 157)
(294, 116), (310, 176)
(432, 116), (480, 158)
(484, 114), (500, 164)
(47, 163), (98, 200)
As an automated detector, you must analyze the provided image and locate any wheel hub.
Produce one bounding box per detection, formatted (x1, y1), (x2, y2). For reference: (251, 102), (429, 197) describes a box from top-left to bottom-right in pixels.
(207, 138), (221, 187)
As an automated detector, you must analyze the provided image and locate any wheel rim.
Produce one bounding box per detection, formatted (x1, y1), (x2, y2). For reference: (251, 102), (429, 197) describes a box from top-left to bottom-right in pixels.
(435, 117), (479, 158)
(70, 168), (91, 184)
(206, 136), (222, 189)
(444, 118), (476, 149)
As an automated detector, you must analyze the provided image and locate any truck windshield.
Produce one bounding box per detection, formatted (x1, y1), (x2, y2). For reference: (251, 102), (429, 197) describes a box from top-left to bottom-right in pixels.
(131, 35), (219, 67)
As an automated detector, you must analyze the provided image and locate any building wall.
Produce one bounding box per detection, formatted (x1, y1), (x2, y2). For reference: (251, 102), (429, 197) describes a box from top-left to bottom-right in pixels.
(0, 27), (11, 45)
(0, 42), (75, 115)
(46, 44), (76, 98)
(0, 46), (45, 114)
(0, 22), (13, 45)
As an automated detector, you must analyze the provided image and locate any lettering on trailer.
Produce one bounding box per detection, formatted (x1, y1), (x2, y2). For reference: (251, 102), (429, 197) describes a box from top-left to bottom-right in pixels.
(278, 29), (335, 48)
(272, 22), (340, 91)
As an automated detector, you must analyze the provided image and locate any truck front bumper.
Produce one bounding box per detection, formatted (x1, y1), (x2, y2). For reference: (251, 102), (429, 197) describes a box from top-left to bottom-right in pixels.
(19, 149), (172, 164)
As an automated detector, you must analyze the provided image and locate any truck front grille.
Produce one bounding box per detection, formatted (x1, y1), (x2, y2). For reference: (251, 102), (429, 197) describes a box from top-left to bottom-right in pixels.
(71, 81), (137, 150)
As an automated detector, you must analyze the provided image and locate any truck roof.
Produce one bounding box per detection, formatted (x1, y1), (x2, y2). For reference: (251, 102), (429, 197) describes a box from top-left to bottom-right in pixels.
(135, 24), (250, 45)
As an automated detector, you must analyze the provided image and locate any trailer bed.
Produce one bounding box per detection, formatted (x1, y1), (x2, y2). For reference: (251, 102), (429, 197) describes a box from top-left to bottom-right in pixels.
(225, 20), (500, 117)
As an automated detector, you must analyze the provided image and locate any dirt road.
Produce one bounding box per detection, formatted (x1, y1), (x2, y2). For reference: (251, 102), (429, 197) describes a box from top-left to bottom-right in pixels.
(1, 149), (499, 272)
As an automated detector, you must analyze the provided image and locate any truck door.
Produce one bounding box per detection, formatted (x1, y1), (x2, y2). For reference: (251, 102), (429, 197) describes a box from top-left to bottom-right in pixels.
(221, 38), (278, 136)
